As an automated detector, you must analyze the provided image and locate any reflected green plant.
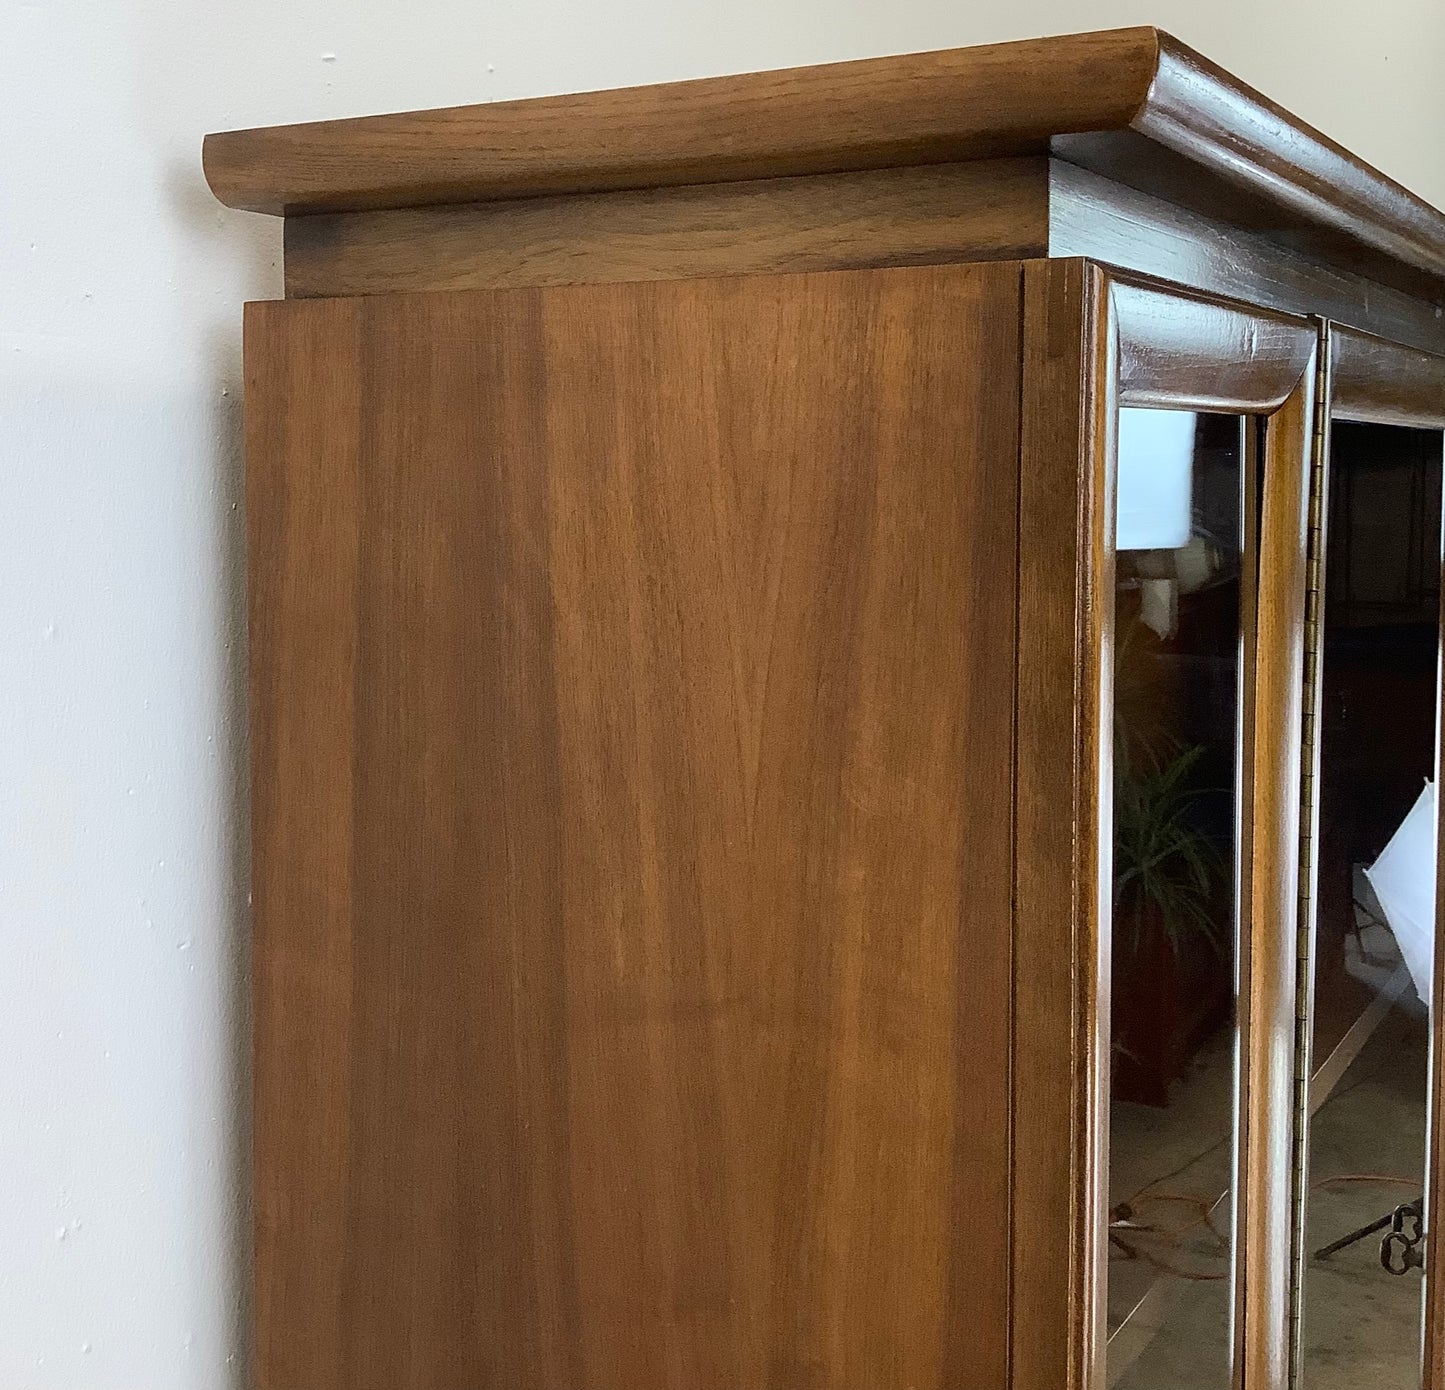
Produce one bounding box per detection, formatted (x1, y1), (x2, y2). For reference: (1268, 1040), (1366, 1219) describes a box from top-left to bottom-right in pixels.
(1113, 738), (1226, 959)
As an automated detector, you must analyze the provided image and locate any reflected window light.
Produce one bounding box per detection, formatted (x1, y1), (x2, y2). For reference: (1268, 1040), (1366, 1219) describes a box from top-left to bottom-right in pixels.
(1117, 408), (1197, 552)
(1365, 779), (1437, 1006)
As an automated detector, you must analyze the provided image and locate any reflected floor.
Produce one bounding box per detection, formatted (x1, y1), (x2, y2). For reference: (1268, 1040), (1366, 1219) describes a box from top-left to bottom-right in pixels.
(1108, 964), (1427, 1389)
(1108, 1027), (1234, 1390)
(1303, 1002), (1427, 1388)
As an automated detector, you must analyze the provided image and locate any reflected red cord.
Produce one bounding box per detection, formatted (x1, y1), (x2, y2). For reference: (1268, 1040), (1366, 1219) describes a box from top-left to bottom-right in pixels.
(1108, 1175), (1419, 1282)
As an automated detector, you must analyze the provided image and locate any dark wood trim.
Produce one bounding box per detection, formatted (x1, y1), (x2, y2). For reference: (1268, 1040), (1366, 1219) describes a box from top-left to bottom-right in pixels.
(1050, 162), (1445, 358)
(1013, 256), (1106, 1390)
(1239, 349), (1316, 1390)
(1107, 274), (1315, 1390)
(1054, 34), (1445, 303)
(1109, 274), (1315, 411)
(204, 28), (1445, 304)
(1013, 264), (1316, 1389)
(1106, 274), (1316, 1390)
(1139, 35), (1439, 280)
(1330, 324), (1445, 428)
(282, 158), (1048, 298)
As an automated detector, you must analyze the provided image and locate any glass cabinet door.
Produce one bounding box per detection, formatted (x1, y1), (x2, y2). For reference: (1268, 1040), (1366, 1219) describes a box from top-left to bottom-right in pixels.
(1296, 327), (1445, 1390)
(1085, 272), (1318, 1390)
(1020, 275), (1445, 1390)
(1106, 408), (1249, 1389)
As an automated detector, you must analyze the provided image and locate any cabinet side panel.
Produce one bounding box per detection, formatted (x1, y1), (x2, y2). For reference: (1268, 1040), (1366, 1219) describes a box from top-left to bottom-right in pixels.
(247, 262), (1022, 1390)
(245, 297), (364, 1389)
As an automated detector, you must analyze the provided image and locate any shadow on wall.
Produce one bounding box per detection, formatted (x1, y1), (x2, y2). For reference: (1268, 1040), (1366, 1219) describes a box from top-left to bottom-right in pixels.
(124, 4), (280, 1382)
(200, 325), (255, 1390)
(1, 365), (258, 1388)
(161, 160), (277, 1390)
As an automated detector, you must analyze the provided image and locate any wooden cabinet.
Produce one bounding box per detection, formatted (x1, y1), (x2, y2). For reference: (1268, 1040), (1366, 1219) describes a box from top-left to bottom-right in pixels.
(207, 26), (1445, 1390)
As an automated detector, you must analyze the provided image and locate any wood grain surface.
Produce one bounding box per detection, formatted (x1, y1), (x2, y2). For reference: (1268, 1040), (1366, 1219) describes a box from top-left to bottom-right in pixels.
(1108, 273), (1315, 413)
(1234, 343), (1315, 1390)
(1011, 256), (1103, 1390)
(205, 27), (1445, 303)
(246, 262), (1023, 1390)
(1330, 323), (1445, 427)
(1050, 162), (1445, 358)
(1134, 34), (1445, 293)
(207, 28), (1157, 214)
(283, 157), (1048, 298)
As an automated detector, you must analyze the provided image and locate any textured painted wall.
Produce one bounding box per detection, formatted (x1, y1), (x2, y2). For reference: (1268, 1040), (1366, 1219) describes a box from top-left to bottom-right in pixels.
(1, 0), (1441, 1386)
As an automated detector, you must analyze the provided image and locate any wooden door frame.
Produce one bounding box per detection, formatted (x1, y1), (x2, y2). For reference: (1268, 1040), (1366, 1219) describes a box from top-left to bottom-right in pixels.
(1296, 324), (1445, 1390)
(1013, 259), (1317, 1390)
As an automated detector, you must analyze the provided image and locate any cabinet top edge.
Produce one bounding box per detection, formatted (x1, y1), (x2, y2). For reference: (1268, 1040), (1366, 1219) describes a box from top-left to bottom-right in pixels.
(202, 25), (1445, 294)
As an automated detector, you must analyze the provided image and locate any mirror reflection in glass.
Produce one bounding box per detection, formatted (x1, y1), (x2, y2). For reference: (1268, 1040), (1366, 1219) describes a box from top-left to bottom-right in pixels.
(1106, 409), (1247, 1389)
(1301, 421), (1443, 1388)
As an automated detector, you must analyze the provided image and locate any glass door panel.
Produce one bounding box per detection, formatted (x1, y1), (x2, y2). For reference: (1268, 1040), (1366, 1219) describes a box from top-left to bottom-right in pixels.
(1070, 272), (1316, 1390)
(1106, 408), (1249, 1389)
(1300, 420), (1444, 1388)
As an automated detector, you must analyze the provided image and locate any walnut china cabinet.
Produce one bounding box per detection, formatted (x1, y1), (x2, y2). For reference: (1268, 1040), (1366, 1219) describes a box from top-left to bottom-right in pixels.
(206, 27), (1445, 1390)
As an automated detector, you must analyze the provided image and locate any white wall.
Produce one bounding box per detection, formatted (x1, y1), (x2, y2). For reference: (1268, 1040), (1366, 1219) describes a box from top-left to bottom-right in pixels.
(1, 0), (1441, 1386)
